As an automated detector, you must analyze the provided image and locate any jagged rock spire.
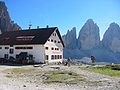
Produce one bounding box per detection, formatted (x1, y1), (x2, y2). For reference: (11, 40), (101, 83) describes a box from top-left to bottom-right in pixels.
(78, 19), (100, 50)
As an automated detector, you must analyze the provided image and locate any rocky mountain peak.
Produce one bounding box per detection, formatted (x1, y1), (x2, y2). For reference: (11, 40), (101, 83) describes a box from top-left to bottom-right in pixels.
(0, 1), (21, 33)
(109, 22), (119, 28)
(78, 19), (100, 50)
(62, 27), (77, 49)
(63, 20), (120, 63)
(86, 19), (94, 25)
(102, 22), (120, 52)
(108, 22), (120, 35)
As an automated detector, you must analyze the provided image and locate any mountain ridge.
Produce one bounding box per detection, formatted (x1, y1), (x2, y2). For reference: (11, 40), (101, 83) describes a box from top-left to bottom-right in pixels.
(62, 19), (120, 63)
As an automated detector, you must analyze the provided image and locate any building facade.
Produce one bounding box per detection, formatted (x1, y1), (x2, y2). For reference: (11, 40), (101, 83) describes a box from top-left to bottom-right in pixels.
(0, 27), (64, 63)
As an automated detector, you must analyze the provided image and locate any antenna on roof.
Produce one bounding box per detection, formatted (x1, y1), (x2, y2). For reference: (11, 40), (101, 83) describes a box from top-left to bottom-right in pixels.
(29, 22), (32, 29)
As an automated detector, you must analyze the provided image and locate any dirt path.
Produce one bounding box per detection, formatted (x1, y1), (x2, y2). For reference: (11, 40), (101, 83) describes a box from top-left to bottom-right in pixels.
(0, 65), (119, 90)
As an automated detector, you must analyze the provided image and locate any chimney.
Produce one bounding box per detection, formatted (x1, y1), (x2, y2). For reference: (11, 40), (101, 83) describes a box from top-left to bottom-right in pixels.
(46, 25), (49, 28)
(37, 26), (39, 29)
(29, 23), (32, 29)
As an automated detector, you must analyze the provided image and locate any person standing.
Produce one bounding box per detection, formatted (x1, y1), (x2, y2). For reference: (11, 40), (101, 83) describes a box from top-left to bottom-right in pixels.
(67, 58), (71, 67)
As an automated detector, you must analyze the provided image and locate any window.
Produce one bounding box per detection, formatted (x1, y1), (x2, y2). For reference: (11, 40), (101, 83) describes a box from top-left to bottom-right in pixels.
(58, 41), (61, 43)
(9, 49), (14, 54)
(48, 39), (50, 41)
(55, 48), (59, 50)
(55, 55), (57, 59)
(45, 47), (48, 50)
(16, 54), (19, 59)
(54, 40), (56, 43)
(53, 33), (56, 36)
(28, 55), (33, 60)
(51, 55), (62, 60)
(60, 55), (62, 59)
(46, 55), (49, 60)
(15, 47), (33, 49)
(0, 47), (2, 49)
(4, 54), (8, 59)
(51, 47), (54, 50)
(10, 45), (13, 47)
(51, 39), (53, 42)
(5, 47), (9, 49)
(15, 47), (21, 49)
(51, 55), (54, 59)
(26, 47), (33, 49)
(57, 55), (59, 59)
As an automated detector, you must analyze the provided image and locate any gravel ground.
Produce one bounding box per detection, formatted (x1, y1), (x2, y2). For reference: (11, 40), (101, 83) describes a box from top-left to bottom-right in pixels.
(0, 65), (120, 90)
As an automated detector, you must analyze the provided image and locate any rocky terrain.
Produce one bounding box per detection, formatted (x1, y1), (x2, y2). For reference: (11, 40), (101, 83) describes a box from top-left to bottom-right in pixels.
(0, 65), (120, 90)
(0, 1), (21, 33)
(62, 19), (120, 63)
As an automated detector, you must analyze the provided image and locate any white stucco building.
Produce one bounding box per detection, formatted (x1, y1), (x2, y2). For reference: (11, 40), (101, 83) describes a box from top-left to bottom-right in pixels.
(0, 27), (64, 63)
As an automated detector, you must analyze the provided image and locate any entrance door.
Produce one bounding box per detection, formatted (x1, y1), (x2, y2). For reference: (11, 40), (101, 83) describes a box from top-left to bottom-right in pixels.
(45, 55), (49, 64)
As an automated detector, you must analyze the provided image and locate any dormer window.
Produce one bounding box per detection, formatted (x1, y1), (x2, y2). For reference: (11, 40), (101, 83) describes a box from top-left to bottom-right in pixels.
(4, 37), (9, 40)
(1, 37), (9, 42)
(16, 36), (34, 41)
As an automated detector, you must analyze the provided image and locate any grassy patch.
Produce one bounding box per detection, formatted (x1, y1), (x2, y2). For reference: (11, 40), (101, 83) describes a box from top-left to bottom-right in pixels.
(11, 68), (30, 74)
(81, 64), (120, 77)
(4, 68), (28, 78)
(92, 66), (120, 77)
(43, 70), (85, 84)
(5, 74), (13, 78)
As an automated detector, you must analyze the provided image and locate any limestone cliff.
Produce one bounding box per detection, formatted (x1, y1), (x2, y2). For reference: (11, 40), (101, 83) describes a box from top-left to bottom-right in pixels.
(0, 1), (21, 33)
(78, 19), (100, 50)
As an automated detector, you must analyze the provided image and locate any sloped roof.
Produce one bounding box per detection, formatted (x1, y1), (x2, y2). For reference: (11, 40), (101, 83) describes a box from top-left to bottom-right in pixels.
(0, 27), (64, 46)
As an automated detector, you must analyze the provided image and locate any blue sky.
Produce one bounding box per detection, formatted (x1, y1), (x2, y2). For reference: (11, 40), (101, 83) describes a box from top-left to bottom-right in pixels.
(4, 0), (120, 39)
